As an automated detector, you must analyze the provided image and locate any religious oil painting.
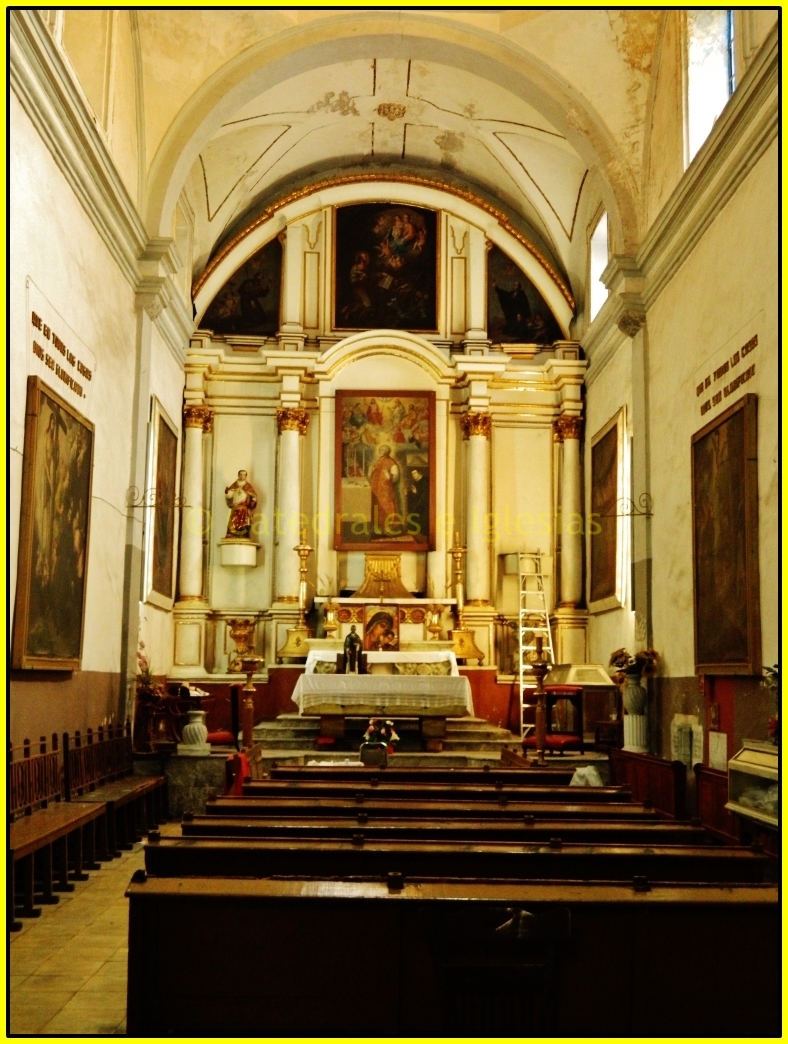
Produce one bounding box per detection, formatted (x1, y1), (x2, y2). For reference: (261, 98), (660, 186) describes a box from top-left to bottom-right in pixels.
(13, 376), (94, 670)
(487, 244), (562, 345)
(201, 237), (282, 336)
(589, 408), (627, 613)
(335, 390), (434, 552)
(143, 398), (179, 609)
(692, 394), (760, 674)
(334, 203), (439, 331)
(363, 605), (400, 652)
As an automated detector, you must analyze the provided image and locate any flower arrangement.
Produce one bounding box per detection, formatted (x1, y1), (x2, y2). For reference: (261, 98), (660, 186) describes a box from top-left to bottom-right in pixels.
(608, 648), (660, 685)
(135, 642), (163, 700)
(761, 665), (779, 745)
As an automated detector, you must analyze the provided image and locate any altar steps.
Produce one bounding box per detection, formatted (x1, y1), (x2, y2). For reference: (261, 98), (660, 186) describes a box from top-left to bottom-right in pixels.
(253, 714), (520, 754)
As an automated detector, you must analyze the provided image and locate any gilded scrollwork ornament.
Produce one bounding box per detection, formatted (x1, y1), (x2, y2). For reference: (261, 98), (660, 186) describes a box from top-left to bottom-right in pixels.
(276, 407), (310, 435)
(460, 411), (492, 440)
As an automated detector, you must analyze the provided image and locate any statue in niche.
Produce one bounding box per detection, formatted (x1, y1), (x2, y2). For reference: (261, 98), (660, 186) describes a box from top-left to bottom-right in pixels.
(224, 470), (258, 538)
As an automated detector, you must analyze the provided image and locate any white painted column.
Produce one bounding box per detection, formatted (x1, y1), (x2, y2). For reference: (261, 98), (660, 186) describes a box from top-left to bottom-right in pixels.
(275, 407), (309, 601)
(178, 405), (212, 601)
(461, 411), (492, 603)
(279, 225), (305, 349)
(315, 389), (337, 595)
(556, 416), (583, 607)
(463, 225), (489, 352)
(427, 392), (448, 599)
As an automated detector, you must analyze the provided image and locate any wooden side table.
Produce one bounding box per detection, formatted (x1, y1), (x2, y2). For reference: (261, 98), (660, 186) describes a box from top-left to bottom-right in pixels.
(595, 719), (624, 751)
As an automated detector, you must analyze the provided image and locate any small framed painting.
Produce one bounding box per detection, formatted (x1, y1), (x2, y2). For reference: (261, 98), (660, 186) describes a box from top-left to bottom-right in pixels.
(13, 376), (94, 670)
(589, 408), (629, 613)
(363, 605), (400, 651)
(335, 390), (435, 552)
(143, 398), (180, 609)
(692, 393), (760, 674)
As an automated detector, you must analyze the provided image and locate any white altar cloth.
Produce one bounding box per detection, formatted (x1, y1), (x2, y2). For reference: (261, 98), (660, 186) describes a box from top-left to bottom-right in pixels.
(292, 672), (473, 718)
(305, 650), (459, 676)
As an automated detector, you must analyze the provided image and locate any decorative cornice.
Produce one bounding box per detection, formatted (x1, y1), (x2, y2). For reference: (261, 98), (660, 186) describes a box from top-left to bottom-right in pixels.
(277, 407), (310, 435)
(617, 309), (646, 338)
(460, 412), (492, 440)
(192, 173), (575, 310)
(554, 416), (582, 441)
(184, 405), (213, 430)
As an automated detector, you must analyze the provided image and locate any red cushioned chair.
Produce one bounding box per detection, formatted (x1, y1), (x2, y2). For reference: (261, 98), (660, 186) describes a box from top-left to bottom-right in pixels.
(522, 684), (584, 755)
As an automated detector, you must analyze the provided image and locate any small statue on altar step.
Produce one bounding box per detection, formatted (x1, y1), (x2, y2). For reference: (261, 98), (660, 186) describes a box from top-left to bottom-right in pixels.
(344, 624), (362, 674)
(224, 470), (258, 538)
(362, 717), (400, 753)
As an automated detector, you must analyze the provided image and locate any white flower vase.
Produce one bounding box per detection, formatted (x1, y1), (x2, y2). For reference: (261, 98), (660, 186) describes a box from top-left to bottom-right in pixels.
(177, 707), (211, 756)
(622, 674), (648, 752)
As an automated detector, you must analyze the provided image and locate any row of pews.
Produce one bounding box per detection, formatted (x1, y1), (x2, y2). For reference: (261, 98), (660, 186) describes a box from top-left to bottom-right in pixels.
(127, 759), (780, 1037)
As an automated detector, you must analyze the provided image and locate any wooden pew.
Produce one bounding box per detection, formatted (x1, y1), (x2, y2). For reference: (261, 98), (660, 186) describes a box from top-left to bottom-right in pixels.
(126, 874), (780, 1036)
(608, 748), (686, 818)
(207, 795), (646, 820)
(241, 781), (632, 803)
(65, 722), (168, 854)
(267, 764), (577, 785)
(180, 814), (708, 846)
(143, 834), (769, 883)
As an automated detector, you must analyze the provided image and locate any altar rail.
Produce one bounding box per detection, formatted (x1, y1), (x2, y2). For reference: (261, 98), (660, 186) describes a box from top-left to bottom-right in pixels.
(9, 736), (62, 820)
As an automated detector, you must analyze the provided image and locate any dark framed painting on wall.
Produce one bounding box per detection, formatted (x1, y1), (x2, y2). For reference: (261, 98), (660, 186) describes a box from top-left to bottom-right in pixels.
(143, 398), (180, 609)
(201, 237), (282, 336)
(334, 390), (435, 552)
(487, 244), (562, 345)
(589, 408), (628, 613)
(12, 376), (94, 670)
(333, 203), (439, 331)
(691, 393), (760, 674)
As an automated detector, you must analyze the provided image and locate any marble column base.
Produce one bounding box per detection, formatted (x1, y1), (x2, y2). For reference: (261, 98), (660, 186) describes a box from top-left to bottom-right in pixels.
(461, 604), (498, 668)
(170, 605), (210, 680)
(623, 714), (648, 752)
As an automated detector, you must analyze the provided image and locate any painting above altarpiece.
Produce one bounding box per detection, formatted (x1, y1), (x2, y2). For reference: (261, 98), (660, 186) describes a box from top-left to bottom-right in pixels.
(201, 237), (282, 336)
(487, 244), (563, 345)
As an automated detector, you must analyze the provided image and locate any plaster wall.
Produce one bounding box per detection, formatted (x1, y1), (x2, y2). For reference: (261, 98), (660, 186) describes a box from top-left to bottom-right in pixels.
(643, 12), (685, 231)
(584, 339), (636, 666)
(646, 139), (777, 678)
(10, 90), (138, 740)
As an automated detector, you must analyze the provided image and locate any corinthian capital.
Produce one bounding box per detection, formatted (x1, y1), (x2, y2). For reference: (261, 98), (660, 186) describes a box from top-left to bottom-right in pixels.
(460, 411), (492, 440)
(184, 405), (213, 430)
(553, 415), (583, 441)
(277, 407), (310, 435)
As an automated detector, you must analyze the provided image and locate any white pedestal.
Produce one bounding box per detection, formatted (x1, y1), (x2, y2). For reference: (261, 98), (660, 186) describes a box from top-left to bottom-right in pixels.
(623, 714), (648, 752)
(219, 538), (259, 567)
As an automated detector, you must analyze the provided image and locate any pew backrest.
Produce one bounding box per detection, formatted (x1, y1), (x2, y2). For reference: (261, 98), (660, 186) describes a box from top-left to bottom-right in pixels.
(608, 748), (686, 819)
(9, 736), (61, 820)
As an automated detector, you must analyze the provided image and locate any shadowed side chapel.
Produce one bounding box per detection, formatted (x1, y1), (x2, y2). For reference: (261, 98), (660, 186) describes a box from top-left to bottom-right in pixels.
(9, 8), (779, 1037)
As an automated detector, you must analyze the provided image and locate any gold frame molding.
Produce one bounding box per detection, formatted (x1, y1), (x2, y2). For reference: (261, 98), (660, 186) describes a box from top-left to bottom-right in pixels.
(192, 173), (575, 310)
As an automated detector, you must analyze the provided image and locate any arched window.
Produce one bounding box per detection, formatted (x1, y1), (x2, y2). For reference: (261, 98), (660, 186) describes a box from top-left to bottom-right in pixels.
(588, 212), (609, 322)
(686, 10), (735, 163)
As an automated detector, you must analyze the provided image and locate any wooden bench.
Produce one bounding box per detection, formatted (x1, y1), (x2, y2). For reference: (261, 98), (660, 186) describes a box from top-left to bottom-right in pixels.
(126, 874), (779, 1036)
(142, 834), (769, 883)
(65, 722), (168, 855)
(608, 748), (686, 818)
(179, 813), (708, 846)
(267, 764), (576, 785)
(204, 795), (653, 820)
(241, 780), (631, 803)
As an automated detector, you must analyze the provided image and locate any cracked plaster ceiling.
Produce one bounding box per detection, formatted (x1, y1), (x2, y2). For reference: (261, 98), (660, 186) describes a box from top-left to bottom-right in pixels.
(188, 57), (590, 279)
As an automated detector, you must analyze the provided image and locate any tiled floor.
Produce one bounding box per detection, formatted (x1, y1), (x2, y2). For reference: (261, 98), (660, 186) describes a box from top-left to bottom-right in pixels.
(9, 840), (146, 1034)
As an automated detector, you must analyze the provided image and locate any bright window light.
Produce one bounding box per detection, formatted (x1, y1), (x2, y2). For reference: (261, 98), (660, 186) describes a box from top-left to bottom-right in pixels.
(589, 212), (608, 321)
(687, 10), (734, 162)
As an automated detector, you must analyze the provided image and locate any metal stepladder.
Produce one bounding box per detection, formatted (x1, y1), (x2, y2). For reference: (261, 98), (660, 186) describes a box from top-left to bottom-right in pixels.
(518, 550), (555, 741)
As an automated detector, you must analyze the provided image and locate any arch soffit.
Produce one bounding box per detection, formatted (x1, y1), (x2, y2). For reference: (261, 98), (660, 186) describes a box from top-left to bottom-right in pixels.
(315, 331), (456, 387)
(192, 180), (574, 335)
(145, 16), (638, 255)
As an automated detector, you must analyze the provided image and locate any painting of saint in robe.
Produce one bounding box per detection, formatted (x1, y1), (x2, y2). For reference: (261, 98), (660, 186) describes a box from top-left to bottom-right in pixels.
(202, 237), (282, 336)
(334, 204), (438, 331)
(487, 245), (562, 345)
(335, 391), (434, 551)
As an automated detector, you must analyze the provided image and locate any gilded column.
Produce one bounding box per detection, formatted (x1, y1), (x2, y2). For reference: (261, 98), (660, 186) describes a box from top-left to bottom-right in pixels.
(275, 407), (309, 601)
(178, 405), (212, 601)
(461, 411), (492, 603)
(555, 415), (583, 607)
